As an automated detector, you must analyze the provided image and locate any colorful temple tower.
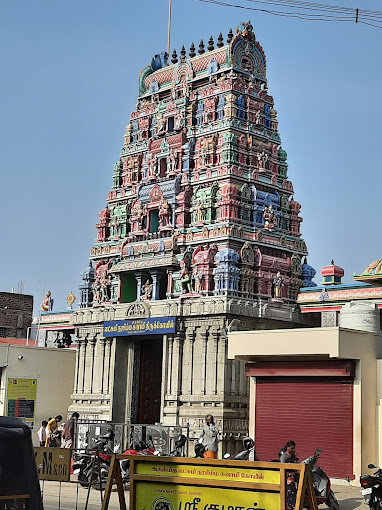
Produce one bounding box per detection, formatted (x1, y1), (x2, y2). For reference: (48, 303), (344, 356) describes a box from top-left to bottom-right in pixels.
(71, 22), (310, 444)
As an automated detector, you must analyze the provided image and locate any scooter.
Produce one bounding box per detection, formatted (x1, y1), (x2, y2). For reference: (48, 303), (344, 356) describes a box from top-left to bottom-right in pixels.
(72, 428), (115, 490)
(360, 463), (382, 508)
(224, 437), (256, 461)
(300, 448), (339, 510)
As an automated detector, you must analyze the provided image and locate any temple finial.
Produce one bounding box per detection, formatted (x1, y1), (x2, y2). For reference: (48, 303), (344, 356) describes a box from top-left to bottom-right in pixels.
(189, 42), (196, 58)
(198, 39), (205, 55)
(207, 36), (214, 51)
(217, 32), (224, 48)
(171, 49), (178, 64)
(227, 28), (233, 43)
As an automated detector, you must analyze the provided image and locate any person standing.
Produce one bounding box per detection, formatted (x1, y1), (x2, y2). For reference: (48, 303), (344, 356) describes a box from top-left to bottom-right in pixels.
(199, 414), (219, 459)
(37, 420), (48, 446)
(63, 412), (79, 449)
(45, 415), (62, 447)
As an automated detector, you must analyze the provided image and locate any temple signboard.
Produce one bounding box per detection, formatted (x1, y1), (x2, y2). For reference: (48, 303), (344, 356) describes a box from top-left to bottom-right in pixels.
(103, 317), (176, 337)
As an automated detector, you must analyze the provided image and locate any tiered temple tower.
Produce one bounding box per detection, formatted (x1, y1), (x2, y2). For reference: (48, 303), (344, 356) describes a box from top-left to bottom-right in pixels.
(71, 22), (313, 446)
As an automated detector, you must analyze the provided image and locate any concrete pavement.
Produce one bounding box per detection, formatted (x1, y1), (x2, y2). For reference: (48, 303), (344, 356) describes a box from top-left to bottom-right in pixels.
(39, 480), (368, 510)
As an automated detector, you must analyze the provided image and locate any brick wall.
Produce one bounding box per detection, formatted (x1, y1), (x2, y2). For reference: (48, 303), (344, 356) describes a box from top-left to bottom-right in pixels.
(0, 292), (33, 339)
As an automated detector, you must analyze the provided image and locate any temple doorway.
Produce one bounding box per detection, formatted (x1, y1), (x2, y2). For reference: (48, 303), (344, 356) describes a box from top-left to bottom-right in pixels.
(137, 337), (163, 424)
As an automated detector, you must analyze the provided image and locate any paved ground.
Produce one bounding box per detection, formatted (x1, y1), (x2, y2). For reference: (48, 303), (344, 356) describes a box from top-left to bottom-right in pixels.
(40, 481), (367, 510)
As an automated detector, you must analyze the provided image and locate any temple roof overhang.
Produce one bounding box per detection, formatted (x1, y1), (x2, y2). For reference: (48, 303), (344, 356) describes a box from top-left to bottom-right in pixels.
(111, 255), (179, 273)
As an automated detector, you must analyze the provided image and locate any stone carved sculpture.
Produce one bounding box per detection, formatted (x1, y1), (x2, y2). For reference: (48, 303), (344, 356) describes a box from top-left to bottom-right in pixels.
(41, 290), (53, 312)
(273, 271), (284, 298)
(263, 204), (277, 231)
(159, 197), (172, 228)
(180, 259), (192, 293)
(141, 279), (153, 301)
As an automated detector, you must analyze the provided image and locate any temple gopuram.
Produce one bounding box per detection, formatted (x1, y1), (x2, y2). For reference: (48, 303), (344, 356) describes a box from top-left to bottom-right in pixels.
(70, 22), (315, 446)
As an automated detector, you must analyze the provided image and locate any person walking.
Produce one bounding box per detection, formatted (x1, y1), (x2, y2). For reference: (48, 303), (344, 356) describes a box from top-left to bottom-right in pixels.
(37, 420), (48, 446)
(280, 440), (298, 463)
(63, 412), (79, 449)
(199, 414), (219, 459)
(45, 415), (62, 447)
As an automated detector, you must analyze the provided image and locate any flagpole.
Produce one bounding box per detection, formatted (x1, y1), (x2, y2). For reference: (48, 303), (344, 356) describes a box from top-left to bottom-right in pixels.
(167, 0), (172, 57)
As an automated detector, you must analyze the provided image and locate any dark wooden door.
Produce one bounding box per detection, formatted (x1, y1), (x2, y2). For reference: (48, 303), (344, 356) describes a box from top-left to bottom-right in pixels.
(137, 338), (163, 424)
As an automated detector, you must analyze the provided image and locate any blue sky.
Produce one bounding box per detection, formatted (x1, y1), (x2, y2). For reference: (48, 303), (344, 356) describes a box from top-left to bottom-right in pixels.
(0, 0), (381, 312)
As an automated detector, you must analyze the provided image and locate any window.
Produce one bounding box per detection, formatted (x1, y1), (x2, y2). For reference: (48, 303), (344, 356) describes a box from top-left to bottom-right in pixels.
(168, 117), (174, 133)
(0, 327), (7, 338)
(159, 158), (167, 178)
(149, 209), (160, 233)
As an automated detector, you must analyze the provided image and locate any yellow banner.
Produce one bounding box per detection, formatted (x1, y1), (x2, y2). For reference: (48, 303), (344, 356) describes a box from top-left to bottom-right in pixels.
(136, 481), (280, 510)
(7, 378), (37, 426)
(136, 462), (280, 484)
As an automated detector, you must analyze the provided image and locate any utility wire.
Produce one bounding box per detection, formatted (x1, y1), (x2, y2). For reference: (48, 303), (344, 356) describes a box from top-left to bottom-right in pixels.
(198, 0), (382, 28)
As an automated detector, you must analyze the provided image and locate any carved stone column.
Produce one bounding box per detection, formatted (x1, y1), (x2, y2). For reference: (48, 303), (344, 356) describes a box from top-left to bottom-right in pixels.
(103, 337), (114, 396)
(184, 328), (195, 395)
(134, 272), (144, 301)
(171, 334), (183, 397)
(87, 336), (97, 393)
(199, 328), (208, 396)
(99, 337), (107, 394)
(149, 270), (162, 301)
(217, 331), (227, 396)
(80, 336), (88, 394)
(166, 335), (174, 396)
(74, 338), (82, 394)
(209, 328), (219, 396)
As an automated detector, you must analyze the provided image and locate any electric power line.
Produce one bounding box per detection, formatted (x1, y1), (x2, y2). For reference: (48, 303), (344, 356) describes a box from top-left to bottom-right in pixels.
(198, 0), (382, 28)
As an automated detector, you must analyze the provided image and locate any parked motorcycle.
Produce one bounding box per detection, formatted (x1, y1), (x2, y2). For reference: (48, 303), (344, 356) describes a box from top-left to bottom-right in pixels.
(169, 434), (187, 457)
(72, 428), (115, 490)
(120, 437), (156, 488)
(224, 437), (255, 461)
(279, 448), (340, 510)
(360, 463), (382, 508)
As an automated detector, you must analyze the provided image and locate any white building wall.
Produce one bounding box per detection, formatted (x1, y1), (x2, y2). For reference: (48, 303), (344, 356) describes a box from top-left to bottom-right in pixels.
(0, 344), (75, 446)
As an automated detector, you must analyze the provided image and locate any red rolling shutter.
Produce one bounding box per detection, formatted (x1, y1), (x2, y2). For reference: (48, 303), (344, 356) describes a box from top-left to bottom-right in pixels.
(255, 376), (353, 479)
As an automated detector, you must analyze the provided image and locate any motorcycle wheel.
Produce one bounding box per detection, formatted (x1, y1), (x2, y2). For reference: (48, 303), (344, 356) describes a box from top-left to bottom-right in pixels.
(91, 470), (107, 491)
(326, 490), (340, 510)
(78, 471), (89, 488)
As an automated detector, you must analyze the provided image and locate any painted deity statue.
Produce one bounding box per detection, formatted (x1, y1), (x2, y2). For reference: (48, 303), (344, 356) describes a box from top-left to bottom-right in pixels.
(159, 197), (171, 228)
(141, 279), (153, 301)
(194, 200), (205, 224)
(41, 290), (53, 312)
(134, 201), (146, 230)
(180, 259), (192, 293)
(273, 271), (284, 298)
(263, 204), (277, 231)
(175, 111), (184, 131)
(156, 114), (166, 136)
(169, 148), (178, 173)
(193, 270), (203, 294)
(147, 153), (157, 178)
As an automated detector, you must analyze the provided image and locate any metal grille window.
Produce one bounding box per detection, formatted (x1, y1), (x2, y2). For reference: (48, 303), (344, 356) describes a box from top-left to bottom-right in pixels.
(0, 327), (7, 337)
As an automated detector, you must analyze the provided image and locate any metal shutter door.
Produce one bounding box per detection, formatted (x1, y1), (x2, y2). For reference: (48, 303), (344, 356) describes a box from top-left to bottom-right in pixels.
(255, 377), (353, 479)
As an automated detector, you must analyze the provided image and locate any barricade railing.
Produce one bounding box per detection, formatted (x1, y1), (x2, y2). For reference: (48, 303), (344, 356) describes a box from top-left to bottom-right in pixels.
(33, 447), (108, 510)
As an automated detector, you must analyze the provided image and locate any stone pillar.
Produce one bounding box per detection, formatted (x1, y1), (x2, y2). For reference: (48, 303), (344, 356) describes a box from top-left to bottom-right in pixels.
(99, 337), (107, 394)
(171, 334), (183, 397)
(217, 332), (227, 396)
(167, 269), (174, 296)
(199, 328), (208, 396)
(166, 335), (174, 396)
(134, 272), (144, 301)
(79, 337), (87, 394)
(150, 270), (162, 301)
(103, 337), (114, 396)
(87, 336), (97, 393)
(184, 328), (195, 395)
(74, 338), (82, 393)
(209, 328), (219, 396)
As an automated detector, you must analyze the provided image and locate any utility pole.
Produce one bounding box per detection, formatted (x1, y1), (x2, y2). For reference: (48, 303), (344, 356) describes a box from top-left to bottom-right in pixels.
(167, 0), (172, 57)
